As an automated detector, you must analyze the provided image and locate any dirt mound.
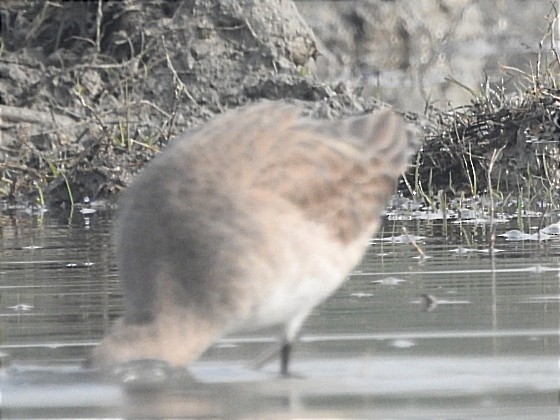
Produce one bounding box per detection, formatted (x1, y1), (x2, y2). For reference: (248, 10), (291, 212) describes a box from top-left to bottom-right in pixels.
(0, 0), (382, 207)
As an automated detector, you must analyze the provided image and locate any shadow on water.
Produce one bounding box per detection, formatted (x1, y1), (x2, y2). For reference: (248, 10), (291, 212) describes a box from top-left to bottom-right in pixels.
(0, 201), (558, 418)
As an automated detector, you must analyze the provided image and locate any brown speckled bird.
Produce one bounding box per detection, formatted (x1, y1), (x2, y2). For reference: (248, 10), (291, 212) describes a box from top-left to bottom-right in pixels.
(93, 101), (418, 375)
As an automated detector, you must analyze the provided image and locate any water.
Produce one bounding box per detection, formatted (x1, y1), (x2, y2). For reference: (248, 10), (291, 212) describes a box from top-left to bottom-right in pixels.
(1, 204), (558, 418)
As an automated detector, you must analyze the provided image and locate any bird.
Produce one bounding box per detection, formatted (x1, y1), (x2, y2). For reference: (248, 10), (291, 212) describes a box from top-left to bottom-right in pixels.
(92, 100), (418, 375)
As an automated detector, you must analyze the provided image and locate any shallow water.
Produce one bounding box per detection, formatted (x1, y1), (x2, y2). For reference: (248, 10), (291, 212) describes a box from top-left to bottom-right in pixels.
(1, 204), (558, 418)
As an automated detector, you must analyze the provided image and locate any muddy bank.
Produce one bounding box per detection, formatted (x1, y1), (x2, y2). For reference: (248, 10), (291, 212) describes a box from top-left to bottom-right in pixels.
(297, 0), (554, 109)
(0, 0), (558, 209)
(0, 0), (391, 207)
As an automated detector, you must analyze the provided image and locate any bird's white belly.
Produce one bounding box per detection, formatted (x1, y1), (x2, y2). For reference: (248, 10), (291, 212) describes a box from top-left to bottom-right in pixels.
(244, 266), (346, 330)
(227, 222), (370, 335)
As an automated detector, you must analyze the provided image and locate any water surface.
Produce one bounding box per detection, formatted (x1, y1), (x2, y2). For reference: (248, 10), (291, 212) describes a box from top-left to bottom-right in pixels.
(1, 204), (558, 418)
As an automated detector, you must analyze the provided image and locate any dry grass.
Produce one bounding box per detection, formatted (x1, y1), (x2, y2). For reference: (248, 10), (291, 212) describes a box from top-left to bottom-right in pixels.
(412, 10), (560, 208)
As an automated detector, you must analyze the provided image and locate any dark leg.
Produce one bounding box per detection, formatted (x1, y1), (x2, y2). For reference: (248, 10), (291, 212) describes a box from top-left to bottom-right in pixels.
(280, 341), (292, 376)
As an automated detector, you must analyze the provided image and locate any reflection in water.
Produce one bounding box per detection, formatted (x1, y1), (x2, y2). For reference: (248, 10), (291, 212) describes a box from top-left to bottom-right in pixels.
(0, 207), (559, 417)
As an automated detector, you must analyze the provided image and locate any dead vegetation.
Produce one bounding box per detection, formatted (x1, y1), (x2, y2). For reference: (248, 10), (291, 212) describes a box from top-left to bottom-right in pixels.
(413, 16), (560, 207)
(0, 1), (558, 209)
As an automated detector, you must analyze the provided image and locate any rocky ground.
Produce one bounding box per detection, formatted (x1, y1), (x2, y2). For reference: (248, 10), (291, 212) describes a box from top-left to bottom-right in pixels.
(0, 0), (558, 209)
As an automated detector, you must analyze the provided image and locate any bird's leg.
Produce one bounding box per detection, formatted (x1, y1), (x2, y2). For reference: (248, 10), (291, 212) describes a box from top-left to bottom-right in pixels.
(280, 340), (292, 376)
